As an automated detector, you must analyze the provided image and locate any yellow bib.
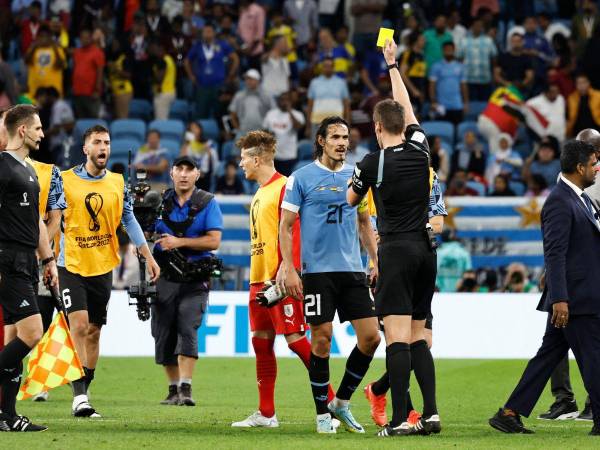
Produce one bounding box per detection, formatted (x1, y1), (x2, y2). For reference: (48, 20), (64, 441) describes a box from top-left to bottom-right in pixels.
(249, 174), (287, 284)
(26, 158), (53, 217)
(62, 169), (124, 276)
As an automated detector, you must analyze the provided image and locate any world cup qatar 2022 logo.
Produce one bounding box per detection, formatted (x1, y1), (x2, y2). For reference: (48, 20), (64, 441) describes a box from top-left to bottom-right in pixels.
(85, 193), (104, 232)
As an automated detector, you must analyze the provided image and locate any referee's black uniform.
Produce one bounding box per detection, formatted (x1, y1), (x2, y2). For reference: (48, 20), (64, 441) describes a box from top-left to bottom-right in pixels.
(351, 124), (436, 319)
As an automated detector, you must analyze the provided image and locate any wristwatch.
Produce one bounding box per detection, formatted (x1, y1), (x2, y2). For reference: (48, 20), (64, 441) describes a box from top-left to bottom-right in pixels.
(387, 62), (398, 70)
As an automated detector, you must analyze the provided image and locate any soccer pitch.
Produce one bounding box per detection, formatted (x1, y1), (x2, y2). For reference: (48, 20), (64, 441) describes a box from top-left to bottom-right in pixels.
(6, 357), (596, 449)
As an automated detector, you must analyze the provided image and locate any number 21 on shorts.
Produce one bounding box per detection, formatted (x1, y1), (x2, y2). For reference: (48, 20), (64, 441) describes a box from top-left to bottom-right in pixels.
(304, 294), (321, 316)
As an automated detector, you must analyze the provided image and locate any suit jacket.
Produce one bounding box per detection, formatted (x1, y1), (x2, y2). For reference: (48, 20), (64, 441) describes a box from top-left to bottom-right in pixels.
(537, 179), (600, 315)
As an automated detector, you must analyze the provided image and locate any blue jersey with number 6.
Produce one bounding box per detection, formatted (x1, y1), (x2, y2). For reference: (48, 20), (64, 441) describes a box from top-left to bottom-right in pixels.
(281, 160), (363, 274)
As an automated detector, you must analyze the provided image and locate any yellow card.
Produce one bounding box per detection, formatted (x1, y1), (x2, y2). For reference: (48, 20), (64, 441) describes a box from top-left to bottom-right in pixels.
(376, 27), (394, 47)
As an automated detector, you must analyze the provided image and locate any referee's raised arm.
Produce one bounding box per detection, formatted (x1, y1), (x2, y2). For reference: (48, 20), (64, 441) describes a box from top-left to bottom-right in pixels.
(383, 38), (419, 128)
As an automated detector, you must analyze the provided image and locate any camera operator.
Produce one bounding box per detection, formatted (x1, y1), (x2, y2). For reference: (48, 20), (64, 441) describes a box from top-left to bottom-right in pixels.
(152, 155), (223, 407)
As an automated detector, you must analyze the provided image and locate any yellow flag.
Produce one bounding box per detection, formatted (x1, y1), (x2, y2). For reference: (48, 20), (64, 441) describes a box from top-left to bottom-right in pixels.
(18, 312), (84, 400)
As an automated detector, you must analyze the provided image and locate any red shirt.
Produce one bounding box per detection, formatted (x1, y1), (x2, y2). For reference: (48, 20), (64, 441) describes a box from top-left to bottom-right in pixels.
(20, 19), (41, 54)
(72, 45), (105, 96)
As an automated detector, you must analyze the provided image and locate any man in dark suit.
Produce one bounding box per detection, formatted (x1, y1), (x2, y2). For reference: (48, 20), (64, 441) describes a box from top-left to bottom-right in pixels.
(489, 140), (600, 436)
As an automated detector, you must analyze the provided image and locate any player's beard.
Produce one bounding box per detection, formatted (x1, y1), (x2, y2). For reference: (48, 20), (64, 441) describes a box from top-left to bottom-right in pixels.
(90, 153), (108, 170)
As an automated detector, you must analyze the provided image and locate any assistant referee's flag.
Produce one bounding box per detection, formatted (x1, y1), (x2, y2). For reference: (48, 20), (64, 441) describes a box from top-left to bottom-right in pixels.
(17, 312), (84, 400)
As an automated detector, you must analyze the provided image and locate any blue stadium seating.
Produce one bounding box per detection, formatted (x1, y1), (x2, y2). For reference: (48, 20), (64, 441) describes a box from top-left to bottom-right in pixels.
(221, 140), (235, 161)
(297, 139), (313, 161)
(510, 181), (526, 196)
(466, 180), (486, 196)
(73, 119), (108, 143)
(109, 155), (130, 174)
(199, 119), (220, 142)
(169, 99), (190, 122)
(456, 121), (480, 141)
(160, 138), (181, 160)
(421, 121), (454, 146)
(148, 119), (185, 144)
(110, 138), (141, 159)
(110, 119), (146, 144)
(466, 101), (487, 121)
(128, 99), (153, 122)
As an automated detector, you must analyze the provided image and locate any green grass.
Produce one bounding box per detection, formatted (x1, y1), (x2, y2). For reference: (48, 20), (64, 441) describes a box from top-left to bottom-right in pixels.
(5, 357), (597, 449)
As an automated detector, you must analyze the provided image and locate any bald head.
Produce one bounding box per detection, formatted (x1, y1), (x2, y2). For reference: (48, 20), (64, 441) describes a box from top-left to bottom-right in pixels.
(576, 128), (600, 151)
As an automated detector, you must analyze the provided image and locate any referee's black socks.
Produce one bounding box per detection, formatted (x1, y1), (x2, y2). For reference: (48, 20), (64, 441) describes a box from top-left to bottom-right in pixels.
(387, 342), (411, 427)
(411, 339), (438, 417)
(1, 361), (23, 417)
(84, 366), (95, 390)
(309, 353), (330, 414)
(336, 345), (373, 401)
(0, 337), (31, 378)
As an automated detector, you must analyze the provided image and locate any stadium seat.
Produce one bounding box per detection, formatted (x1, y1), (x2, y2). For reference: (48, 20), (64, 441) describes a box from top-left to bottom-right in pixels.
(456, 121), (479, 141)
(110, 138), (141, 159)
(297, 139), (313, 161)
(128, 99), (153, 122)
(110, 119), (146, 144)
(293, 160), (312, 172)
(148, 119), (185, 144)
(160, 138), (182, 160)
(199, 119), (220, 142)
(466, 101), (487, 121)
(466, 180), (486, 196)
(221, 140), (235, 161)
(169, 99), (190, 122)
(421, 121), (454, 146)
(109, 155), (130, 174)
(510, 181), (525, 196)
(73, 119), (108, 143)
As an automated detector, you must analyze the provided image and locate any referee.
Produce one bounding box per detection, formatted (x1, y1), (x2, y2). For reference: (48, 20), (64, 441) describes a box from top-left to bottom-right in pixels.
(0, 104), (57, 431)
(347, 38), (440, 437)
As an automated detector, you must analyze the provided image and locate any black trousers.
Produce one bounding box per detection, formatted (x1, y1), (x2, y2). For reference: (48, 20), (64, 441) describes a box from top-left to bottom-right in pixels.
(505, 314), (600, 428)
(551, 353), (591, 408)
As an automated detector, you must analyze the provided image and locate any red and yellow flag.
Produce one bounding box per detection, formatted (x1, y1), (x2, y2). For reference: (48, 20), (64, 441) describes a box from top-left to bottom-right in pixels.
(17, 312), (84, 400)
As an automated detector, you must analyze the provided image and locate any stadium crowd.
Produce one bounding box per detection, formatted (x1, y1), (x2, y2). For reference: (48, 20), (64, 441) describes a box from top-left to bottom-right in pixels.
(1, 0), (598, 292)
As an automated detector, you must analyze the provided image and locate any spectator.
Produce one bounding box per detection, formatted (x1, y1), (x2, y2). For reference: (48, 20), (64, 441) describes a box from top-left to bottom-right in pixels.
(526, 83), (566, 142)
(0, 54), (17, 106)
(428, 135), (450, 182)
(525, 173), (550, 197)
(19, 0), (43, 54)
(457, 18), (497, 101)
(129, 14), (152, 100)
(24, 25), (66, 98)
(107, 39), (133, 119)
(397, 14), (421, 56)
(450, 130), (486, 181)
(335, 25), (357, 67)
(522, 136), (561, 188)
(446, 169), (480, 196)
(180, 0), (204, 38)
(185, 22), (239, 119)
(488, 174), (516, 196)
(429, 41), (468, 125)
(48, 14), (69, 50)
(478, 268), (499, 293)
(344, 127), (369, 167)
(315, 28), (353, 79)
(179, 121), (219, 191)
(399, 31), (427, 112)
(437, 229), (473, 292)
(216, 160), (245, 195)
(229, 69), (273, 139)
(72, 28), (106, 119)
(306, 57), (351, 138)
(283, 0), (319, 56)
(134, 129), (170, 187)
(161, 0), (184, 22)
(262, 92), (305, 176)
(35, 86), (74, 162)
(350, 0), (386, 58)
(423, 14), (453, 74)
(167, 15), (193, 101)
(360, 44), (389, 97)
(502, 263), (538, 293)
(237, 0), (266, 70)
(494, 33), (534, 93)
(548, 33), (575, 99)
(580, 26), (600, 90)
(261, 35), (290, 100)
(572, 0), (599, 57)
(456, 270), (479, 293)
(150, 40), (177, 120)
(567, 73), (600, 137)
(522, 16), (555, 90)
(447, 9), (467, 46)
(145, 0), (171, 40)
(266, 10), (298, 83)
(0, 81), (11, 110)
(485, 133), (523, 185)
(537, 12), (570, 43)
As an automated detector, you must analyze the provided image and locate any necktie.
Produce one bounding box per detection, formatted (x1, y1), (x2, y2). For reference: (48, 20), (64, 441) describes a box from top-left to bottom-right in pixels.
(581, 192), (597, 221)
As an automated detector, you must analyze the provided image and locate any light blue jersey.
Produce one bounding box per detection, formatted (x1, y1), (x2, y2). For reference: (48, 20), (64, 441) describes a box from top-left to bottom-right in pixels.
(282, 160), (363, 274)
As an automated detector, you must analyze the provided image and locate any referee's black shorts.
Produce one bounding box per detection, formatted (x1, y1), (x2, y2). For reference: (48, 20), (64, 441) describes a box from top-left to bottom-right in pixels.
(0, 245), (40, 324)
(375, 233), (436, 320)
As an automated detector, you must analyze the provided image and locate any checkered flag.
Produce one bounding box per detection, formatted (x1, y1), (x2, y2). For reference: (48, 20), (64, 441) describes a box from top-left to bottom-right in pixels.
(17, 311), (84, 400)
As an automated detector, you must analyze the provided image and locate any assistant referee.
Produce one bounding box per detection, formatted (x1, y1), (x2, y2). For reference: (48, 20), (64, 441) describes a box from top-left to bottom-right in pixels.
(0, 104), (58, 432)
(347, 38), (439, 437)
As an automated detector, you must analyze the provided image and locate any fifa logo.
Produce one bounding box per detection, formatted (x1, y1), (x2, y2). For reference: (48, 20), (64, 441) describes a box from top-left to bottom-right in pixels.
(19, 192), (30, 206)
(85, 193), (104, 232)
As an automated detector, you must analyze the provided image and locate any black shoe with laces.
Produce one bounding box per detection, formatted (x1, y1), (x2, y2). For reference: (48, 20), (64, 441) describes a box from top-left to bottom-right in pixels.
(489, 408), (534, 434)
(1, 414), (47, 432)
(577, 404), (593, 422)
(178, 383), (196, 406)
(537, 399), (579, 420)
(377, 422), (418, 437)
(160, 385), (180, 405)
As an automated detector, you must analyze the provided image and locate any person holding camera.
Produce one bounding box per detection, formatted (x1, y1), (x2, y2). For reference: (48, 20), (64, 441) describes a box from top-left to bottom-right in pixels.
(152, 155), (223, 407)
